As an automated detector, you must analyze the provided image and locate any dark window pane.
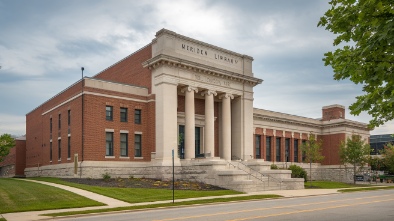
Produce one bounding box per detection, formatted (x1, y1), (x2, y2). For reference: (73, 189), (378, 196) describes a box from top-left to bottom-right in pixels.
(120, 133), (128, 157)
(120, 108), (128, 122)
(134, 134), (142, 157)
(255, 135), (261, 159)
(134, 109), (141, 124)
(106, 132), (114, 156)
(266, 137), (271, 161)
(106, 106), (113, 121)
(276, 137), (281, 162)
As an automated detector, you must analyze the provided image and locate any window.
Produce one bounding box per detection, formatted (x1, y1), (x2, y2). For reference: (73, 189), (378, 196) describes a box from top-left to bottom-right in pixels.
(255, 135), (261, 159)
(276, 137), (281, 162)
(106, 132), (114, 156)
(134, 109), (141, 124)
(50, 118), (52, 133)
(58, 139), (61, 160)
(58, 114), (61, 129)
(285, 138), (290, 162)
(120, 133), (128, 157)
(294, 139), (299, 162)
(302, 140), (306, 162)
(68, 110), (71, 126)
(266, 136), (271, 161)
(120, 108), (128, 122)
(134, 134), (142, 157)
(50, 142), (52, 161)
(67, 137), (71, 158)
(106, 106), (113, 121)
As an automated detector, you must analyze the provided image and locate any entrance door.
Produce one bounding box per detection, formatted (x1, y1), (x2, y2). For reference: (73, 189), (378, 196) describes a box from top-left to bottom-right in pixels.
(178, 125), (202, 159)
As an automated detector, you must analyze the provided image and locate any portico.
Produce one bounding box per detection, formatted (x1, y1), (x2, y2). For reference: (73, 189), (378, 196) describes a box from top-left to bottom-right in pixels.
(142, 29), (262, 164)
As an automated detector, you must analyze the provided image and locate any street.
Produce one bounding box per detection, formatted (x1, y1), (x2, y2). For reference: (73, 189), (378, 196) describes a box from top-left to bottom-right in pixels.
(60, 189), (394, 221)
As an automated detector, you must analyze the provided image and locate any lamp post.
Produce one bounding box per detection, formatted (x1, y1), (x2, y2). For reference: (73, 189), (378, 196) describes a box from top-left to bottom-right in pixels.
(80, 67), (84, 178)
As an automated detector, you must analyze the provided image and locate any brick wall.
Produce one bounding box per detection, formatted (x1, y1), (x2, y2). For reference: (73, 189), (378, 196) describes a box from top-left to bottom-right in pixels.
(321, 133), (346, 165)
(94, 44), (153, 93)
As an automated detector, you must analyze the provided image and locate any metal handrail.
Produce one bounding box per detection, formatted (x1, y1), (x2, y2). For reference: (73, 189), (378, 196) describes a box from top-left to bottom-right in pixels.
(226, 160), (267, 190)
(229, 156), (283, 190)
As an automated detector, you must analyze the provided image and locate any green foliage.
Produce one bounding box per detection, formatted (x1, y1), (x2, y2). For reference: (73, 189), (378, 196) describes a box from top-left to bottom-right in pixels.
(381, 143), (394, 174)
(102, 172), (111, 181)
(301, 133), (324, 186)
(339, 134), (371, 184)
(288, 165), (308, 182)
(0, 133), (15, 162)
(318, 0), (394, 129)
(270, 164), (279, 169)
(370, 157), (387, 171)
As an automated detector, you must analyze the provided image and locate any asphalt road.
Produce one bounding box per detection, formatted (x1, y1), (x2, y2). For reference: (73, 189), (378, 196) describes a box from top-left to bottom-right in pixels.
(60, 189), (394, 221)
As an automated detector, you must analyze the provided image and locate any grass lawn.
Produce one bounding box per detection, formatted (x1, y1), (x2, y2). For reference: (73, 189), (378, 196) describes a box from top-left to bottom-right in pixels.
(304, 181), (370, 189)
(0, 178), (104, 214)
(31, 177), (242, 203)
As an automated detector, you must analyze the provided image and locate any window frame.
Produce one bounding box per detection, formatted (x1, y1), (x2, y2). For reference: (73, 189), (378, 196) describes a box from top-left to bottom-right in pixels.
(106, 106), (113, 121)
(120, 133), (128, 157)
(134, 109), (141, 124)
(120, 107), (128, 122)
(255, 135), (261, 159)
(134, 134), (142, 157)
(106, 132), (114, 156)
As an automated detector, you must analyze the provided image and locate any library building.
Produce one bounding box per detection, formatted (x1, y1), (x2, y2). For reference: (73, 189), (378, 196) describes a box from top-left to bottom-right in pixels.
(0, 29), (370, 192)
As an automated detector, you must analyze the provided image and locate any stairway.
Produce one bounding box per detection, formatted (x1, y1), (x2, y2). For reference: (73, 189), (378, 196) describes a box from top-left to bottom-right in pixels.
(184, 159), (304, 193)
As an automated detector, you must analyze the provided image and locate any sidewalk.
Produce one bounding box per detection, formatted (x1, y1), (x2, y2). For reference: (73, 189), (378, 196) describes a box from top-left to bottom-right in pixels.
(0, 180), (347, 221)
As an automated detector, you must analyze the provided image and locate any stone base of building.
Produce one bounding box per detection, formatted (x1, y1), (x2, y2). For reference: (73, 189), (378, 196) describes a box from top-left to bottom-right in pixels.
(24, 159), (307, 193)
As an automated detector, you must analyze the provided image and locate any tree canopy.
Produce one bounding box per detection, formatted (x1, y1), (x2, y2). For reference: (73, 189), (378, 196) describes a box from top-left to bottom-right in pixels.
(381, 142), (394, 174)
(0, 134), (15, 162)
(318, 0), (394, 128)
(339, 134), (371, 184)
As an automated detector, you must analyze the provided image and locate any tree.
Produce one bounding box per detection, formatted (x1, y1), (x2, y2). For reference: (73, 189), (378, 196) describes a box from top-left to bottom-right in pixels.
(301, 133), (324, 187)
(0, 134), (15, 162)
(381, 142), (394, 174)
(339, 134), (371, 184)
(318, 0), (394, 129)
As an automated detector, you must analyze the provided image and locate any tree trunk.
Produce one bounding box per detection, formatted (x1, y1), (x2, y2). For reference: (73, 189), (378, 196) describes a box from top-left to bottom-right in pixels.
(353, 164), (356, 185)
(309, 161), (312, 187)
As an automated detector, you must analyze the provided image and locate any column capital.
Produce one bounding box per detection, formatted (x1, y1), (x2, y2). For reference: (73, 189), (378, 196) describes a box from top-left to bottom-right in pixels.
(181, 86), (198, 93)
(219, 93), (234, 99)
(201, 90), (217, 97)
(263, 128), (266, 135)
(291, 132), (294, 138)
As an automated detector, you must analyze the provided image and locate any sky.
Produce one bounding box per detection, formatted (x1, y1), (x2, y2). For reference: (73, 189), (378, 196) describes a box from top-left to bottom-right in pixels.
(0, 0), (393, 136)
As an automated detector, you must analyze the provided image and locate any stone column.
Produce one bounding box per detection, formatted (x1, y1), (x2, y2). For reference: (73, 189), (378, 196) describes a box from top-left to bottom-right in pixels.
(220, 93), (233, 160)
(202, 90), (217, 158)
(183, 86), (198, 160)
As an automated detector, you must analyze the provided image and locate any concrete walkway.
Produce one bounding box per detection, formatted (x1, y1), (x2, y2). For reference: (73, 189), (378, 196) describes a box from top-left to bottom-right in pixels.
(1, 179), (371, 221)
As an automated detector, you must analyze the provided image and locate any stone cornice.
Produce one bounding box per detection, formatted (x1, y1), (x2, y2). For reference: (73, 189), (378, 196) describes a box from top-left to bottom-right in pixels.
(142, 54), (263, 86)
(253, 110), (370, 131)
(155, 29), (253, 61)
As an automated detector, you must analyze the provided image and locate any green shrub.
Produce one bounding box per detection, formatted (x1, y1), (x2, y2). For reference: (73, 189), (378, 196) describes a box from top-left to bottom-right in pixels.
(270, 164), (279, 169)
(289, 165), (308, 182)
(102, 172), (111, 181)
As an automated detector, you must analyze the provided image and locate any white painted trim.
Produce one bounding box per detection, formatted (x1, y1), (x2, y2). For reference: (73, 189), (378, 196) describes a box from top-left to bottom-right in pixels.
(120, 130), (129, 133)
(105, 129), (115, 132)
(42, 91), (155, 116)
(84, 91), (154, 104)
(135, 131), (143, 135)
